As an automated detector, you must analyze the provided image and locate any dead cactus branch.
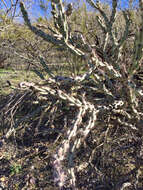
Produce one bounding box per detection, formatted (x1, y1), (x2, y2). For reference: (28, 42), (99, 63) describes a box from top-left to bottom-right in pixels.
(0, 0), (141, 189)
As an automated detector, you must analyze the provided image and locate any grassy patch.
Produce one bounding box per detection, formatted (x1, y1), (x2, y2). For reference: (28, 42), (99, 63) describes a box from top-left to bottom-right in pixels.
(0, 69), (37, 95)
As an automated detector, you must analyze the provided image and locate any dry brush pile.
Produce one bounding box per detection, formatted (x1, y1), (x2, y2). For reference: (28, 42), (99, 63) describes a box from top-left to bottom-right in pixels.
(0, 0), (143, 190)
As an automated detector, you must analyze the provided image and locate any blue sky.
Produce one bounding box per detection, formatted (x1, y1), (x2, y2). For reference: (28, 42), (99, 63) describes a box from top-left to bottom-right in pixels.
(29, 0), (138, 18)
(0, 0), (139, 23)
(23, 0), (139, 21)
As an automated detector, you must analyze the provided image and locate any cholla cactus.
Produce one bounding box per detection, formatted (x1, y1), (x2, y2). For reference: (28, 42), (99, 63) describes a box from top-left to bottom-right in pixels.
(18, 0), (143, 189)
(66, 3), (73, 17)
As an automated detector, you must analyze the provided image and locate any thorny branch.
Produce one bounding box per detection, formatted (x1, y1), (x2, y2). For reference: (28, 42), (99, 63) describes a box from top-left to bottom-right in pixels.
(1, 0), (143, 189)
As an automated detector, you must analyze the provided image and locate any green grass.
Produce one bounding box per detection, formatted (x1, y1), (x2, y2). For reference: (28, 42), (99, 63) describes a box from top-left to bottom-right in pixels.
(0, 69), (37, 95)
(0, 62), (87, 95)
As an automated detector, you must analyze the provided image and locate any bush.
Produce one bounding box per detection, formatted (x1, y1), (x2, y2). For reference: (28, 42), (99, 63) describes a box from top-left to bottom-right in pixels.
(1, 0), (143, 189)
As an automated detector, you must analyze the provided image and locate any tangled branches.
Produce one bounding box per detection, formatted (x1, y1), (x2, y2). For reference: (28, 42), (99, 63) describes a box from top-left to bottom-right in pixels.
(1, 0), (143, 189)
(1, 76), (143, 189)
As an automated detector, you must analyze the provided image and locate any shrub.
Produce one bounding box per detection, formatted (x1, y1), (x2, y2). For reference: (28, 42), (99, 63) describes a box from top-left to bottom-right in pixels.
(1, 0), (143, 189)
